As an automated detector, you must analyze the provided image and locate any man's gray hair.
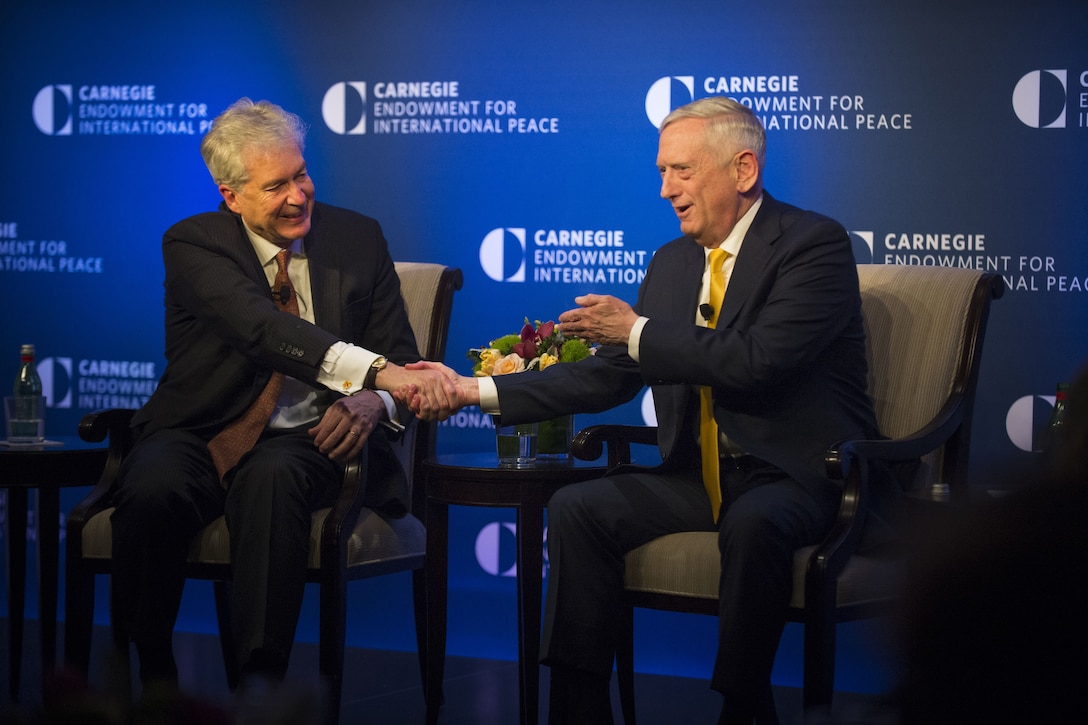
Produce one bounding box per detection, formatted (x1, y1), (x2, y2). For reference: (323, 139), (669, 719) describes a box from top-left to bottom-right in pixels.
(660, 96), (766, 168)
(200, 98), (308, 190)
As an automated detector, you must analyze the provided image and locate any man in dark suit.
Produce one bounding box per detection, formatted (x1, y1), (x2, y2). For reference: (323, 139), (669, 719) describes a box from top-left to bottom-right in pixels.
(110, 98), (456, 690)
(410, 96), (877, 723)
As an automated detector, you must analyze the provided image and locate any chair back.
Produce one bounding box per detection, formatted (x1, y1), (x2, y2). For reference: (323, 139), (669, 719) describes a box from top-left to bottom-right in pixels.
(392, 262), (463, 487)
(395, 262), (461, 361)
(857, 264), (999, 489)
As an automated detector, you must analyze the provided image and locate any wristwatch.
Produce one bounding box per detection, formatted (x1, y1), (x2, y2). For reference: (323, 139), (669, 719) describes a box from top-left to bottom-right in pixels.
(364, 355), (387, 389)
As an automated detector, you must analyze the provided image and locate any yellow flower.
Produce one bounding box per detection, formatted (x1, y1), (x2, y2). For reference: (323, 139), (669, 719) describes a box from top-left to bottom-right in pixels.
(474, 348), (502, 377)
(493, 352), (527, 375)
(538, 353), (559, 370)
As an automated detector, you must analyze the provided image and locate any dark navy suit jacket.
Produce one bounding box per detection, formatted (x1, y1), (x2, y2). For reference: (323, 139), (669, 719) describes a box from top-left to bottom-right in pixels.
(133, 201), (420, 510)
(493, 192), (877, 492)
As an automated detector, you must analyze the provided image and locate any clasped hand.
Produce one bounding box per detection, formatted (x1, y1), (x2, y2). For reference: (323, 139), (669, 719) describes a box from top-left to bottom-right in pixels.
(384, 361), (468, 421)
(397, 361), (478, 421)
(309, 361), (466, 458)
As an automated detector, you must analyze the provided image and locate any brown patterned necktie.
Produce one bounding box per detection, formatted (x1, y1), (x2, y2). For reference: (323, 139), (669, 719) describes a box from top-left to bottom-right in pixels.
(207, 248), (301, 479)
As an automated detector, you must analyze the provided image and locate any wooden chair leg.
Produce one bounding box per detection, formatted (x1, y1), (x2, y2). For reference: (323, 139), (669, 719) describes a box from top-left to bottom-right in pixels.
(411, 567), (435, 701)
(802, 614), (836, 712)
(63, 556), (95, 677)
(616, 602), (637, 725)
(319, 570), (347, 725)
(213, 580), (240, 691)
(106, 573), (133, 704)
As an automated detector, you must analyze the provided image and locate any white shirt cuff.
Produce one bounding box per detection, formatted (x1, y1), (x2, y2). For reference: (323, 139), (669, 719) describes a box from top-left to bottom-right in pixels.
(374, 390), (405, 432)
(628, 316), (649, 362)
(319, 341), (383, 395)
(478, 376), (500, 414)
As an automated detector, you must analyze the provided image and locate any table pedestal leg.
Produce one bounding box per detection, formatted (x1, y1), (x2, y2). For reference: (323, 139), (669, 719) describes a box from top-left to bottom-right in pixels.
(425, 499), (449, 725)
(37, 487), (61, 681)
(6, 487), (28, 701)
(516, 507), (544, 725)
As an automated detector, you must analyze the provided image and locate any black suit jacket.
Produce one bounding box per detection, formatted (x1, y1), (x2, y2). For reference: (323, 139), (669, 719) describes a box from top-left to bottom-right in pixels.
(133, 201), (420, 510)
(493, 192), (877, 491)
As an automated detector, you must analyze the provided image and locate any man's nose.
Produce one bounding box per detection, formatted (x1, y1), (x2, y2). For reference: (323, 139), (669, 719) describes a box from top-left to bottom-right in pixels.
(286, 181), (307, 204)
(660, 174), (675, 199)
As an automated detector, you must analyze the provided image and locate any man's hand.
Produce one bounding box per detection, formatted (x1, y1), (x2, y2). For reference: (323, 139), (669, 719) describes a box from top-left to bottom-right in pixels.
(308, 392), (385, 463)
(400, 361), (480, 419)
(377, 361), (462, 421)
(558, 294), (638, 347)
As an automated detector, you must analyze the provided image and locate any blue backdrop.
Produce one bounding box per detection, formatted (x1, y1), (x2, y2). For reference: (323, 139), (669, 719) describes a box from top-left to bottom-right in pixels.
(2, 0), (1087, 696)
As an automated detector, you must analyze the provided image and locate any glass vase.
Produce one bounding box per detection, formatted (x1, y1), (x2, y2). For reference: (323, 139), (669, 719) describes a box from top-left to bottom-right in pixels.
(496, 421), (538, 467)
(536, 414), (574, 463)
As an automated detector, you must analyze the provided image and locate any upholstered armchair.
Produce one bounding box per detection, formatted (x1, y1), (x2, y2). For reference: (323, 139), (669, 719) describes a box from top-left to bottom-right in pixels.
(571, 264), (1003, 722)
(65, 262), (462, 724)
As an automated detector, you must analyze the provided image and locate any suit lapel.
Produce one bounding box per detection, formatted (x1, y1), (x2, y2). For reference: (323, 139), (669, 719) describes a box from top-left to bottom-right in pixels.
(678, 240), (706, 321)
(218, 207), (267, 285)
(304, 205), (342, 335)
(717, 194), (782, 328)
(670, 241), (712, 450)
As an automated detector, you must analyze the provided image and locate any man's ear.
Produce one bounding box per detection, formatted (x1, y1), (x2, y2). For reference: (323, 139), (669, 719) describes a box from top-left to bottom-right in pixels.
(219, 184), (241, 213)
(734, 150), (759, 194)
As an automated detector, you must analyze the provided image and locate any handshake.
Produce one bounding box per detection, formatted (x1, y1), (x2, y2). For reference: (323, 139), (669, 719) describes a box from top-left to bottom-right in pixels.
(381, 292), (637, 421)
(385, 361), (480, 421)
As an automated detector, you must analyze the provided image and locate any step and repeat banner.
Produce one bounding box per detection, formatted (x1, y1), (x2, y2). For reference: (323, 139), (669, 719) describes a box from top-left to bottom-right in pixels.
(2, 0), (1086, 692)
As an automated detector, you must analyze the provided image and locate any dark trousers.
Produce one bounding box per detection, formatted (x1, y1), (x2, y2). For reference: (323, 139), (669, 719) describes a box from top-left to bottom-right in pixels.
(109, 427), (341, 684)
(540, 460), (840, 723)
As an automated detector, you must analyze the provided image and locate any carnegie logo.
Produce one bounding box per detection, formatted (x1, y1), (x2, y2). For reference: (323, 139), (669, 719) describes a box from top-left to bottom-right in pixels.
(322, 82), (368, 135)
(38, 357), (74, 408)
(480, 227), (649, 286)
(322, 80), (555, 136)
(475, 522), (551, 578)
(475, 522), (519, 577)
(1006, 394), (1059, 452)
(641, 388), (657, 426)
(1012, 70), (1067, 128)
(33, 85), (73, 136)
(850, 231), (875, 263)
(645, 74), (912, 132)
(645, 76), (695, 128)
(480, 227), (527, 283)
(27, 356), (158, 411)
(32, 83), (210, 136)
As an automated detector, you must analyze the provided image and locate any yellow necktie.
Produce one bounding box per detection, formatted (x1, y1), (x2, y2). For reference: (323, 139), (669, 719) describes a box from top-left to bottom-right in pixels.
(700, 248), (728, 521)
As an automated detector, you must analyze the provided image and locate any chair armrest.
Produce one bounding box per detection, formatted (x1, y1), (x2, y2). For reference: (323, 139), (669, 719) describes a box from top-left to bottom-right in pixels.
(826, 392), (967, 482)
(68, 409), (138, 538)
(572, 424), (659, 469)
(320, 447), (371, 566)
(812, 391), (970, 590)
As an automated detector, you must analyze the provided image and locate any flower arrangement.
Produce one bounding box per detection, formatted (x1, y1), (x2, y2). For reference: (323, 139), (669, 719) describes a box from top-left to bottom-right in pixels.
(470, 318), (595, 463)
(468, 319), (596, 377)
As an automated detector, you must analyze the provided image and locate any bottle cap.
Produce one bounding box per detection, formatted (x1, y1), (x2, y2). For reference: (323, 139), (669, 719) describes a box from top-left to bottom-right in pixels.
(20, 343), (34, 356)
